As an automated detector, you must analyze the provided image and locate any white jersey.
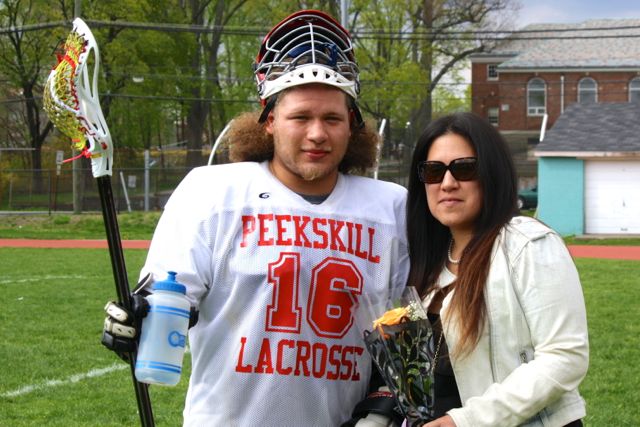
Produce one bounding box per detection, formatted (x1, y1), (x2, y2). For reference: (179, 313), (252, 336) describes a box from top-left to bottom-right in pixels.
(141, 161), (409, 427)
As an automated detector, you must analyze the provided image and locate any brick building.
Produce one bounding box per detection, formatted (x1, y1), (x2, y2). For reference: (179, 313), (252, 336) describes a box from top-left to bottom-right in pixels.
(470, 19), (640, 188)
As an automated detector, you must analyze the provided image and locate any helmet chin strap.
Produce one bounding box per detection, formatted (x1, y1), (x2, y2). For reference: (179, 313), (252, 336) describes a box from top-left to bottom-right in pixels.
(349, 98), (365, 130)
(257, 96), (277, 124)
(257, 94), (364, 130)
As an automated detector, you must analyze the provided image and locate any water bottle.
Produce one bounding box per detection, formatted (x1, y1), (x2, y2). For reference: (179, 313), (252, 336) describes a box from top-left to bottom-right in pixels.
(135, 271), (190, 386)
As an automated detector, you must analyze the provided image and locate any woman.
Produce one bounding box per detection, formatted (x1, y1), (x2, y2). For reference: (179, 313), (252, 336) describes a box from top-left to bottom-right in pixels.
(406, 112), (589, 427)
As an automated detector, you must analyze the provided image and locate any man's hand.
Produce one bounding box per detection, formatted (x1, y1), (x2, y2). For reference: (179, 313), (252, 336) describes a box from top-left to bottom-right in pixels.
(101, 293), (149, 362)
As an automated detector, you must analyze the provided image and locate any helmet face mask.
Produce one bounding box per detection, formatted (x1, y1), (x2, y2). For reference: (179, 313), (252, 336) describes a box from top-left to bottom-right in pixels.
(254, 10), (360, 102)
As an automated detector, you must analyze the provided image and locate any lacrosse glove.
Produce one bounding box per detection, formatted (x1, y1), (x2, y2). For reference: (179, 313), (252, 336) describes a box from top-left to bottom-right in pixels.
(341, 365), (404, 427)
(101, 274), (199, 362)
(341, 388), (404, 427)
(101, 290), (150, 363)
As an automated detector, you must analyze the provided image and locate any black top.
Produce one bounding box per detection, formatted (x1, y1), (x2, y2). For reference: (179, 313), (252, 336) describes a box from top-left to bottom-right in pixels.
(427, 312), (462, 418)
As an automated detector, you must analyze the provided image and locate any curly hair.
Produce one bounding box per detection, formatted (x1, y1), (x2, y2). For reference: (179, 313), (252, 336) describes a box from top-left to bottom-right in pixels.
(227, 110), (380, 175)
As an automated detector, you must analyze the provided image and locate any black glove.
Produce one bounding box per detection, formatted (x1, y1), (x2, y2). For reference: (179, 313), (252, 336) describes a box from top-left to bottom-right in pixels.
(101, 274), (199, 362)
(101, 292), (150, 363)
(341, 363), (404, 427)
(340, 388), (404, 427)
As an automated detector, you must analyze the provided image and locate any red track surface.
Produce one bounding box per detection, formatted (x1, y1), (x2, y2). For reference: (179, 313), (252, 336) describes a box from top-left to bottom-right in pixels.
(1, 239), (639, 260)
(0, 239), (150, 249)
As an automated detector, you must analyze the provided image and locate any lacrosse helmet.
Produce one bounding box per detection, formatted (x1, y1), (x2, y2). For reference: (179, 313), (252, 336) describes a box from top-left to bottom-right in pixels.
(254, 10), (363, 126)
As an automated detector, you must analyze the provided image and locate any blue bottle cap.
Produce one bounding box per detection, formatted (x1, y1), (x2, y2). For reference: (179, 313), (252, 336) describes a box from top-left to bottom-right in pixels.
(152, 271), (186, 294)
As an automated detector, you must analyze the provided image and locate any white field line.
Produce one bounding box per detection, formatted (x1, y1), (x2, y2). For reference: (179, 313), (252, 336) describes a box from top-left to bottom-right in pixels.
(0, 275), (89, 285)
(2, 348), (191, 398)
(1, 363), (128, 398)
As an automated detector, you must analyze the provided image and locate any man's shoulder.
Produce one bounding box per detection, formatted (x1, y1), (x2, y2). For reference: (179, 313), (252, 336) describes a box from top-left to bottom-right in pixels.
(188, 162), (261, 178)
(343, 174), (407, 197)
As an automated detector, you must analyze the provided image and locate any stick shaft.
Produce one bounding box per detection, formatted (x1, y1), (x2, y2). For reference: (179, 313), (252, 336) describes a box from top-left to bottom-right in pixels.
(97, 176), (155, 427)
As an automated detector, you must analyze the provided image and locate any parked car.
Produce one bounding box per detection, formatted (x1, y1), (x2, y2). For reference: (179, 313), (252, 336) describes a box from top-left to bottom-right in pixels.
(517, 186), (538, 210)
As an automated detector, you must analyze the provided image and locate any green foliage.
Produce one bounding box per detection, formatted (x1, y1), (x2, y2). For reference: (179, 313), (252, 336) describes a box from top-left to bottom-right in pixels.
(1, 0), (512, 165)
(353, 0), (426, 125)
(432, 83), (471, 116)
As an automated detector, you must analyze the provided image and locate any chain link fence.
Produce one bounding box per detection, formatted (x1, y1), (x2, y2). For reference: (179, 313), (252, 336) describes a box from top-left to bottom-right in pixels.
(0, 167), (189, 213)
(0, 159), (413, 213)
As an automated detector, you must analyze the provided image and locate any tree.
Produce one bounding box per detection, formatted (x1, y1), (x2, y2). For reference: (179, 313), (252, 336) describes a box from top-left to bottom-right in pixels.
(0, 0), (66, 191)
(352, 0), (518, 136)
(411, 0), (517, 133)
(178, 0), (346, 167)
(178, 0), (249, 168)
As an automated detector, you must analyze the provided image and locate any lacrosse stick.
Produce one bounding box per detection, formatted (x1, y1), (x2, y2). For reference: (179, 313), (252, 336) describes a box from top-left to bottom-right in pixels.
(373, 118), (387, 180)
(207, 119), (233, 165)
(43, 18), (155, 427)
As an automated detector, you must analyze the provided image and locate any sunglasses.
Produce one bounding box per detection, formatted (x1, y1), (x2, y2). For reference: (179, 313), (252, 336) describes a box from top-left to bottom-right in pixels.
(417, 157), (478, 184)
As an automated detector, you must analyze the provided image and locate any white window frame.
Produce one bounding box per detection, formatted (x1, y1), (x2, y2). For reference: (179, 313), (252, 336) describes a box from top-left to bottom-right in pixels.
(527, 78), (546, 116)
(487, 64), (499, 80)
(487, 107), (499, 126)
(629, 77), (640, 103)
(578, 77), (598, 104)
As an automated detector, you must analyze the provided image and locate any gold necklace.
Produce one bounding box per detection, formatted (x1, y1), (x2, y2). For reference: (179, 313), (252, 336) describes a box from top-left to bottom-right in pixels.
(430, 328), (444, 373)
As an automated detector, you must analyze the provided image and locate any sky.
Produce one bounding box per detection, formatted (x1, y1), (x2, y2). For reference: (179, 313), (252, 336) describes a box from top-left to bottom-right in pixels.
(515, 0), (640, 27)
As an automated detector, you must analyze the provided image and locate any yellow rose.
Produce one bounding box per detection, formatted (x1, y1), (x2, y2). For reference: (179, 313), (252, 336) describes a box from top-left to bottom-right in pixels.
(373, 306), (409, 328)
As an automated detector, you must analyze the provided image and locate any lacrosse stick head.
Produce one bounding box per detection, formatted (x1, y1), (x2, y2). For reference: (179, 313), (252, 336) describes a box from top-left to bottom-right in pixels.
(43, 17), (113, 177)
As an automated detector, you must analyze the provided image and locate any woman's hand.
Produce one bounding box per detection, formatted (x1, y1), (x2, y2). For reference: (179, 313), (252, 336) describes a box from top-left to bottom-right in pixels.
(422, 415), (456, 427)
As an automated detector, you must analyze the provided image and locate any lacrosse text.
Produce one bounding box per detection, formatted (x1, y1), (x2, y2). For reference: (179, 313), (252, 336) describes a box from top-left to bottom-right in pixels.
(240, 214), (381, 263)
(235, 336), (364, 381)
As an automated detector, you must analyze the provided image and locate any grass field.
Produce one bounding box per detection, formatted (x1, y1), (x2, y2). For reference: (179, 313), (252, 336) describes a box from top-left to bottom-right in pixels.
(0, 214), (639, 426)
(0, 212), (162, 240)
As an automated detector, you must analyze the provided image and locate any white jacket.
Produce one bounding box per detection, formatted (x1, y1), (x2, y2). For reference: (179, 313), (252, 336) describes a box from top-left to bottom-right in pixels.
(426, 216), (589, 427)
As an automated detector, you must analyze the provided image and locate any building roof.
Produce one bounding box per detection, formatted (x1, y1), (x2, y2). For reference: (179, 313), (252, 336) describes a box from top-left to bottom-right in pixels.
(471, 19), (640, 70)
(535, 102), (640, 156)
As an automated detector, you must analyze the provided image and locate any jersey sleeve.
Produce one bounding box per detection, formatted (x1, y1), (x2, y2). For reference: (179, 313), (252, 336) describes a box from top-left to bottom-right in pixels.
(140, 168), (216, 305)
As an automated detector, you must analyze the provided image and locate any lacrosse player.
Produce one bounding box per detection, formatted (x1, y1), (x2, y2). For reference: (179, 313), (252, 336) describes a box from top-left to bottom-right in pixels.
(103, 10), (408, 426)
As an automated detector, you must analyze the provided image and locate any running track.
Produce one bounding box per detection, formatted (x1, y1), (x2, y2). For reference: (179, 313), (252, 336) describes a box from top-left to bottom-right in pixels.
(1, 239), (639, 260)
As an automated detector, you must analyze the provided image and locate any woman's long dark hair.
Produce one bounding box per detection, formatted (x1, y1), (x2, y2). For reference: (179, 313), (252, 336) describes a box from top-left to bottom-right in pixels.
(406, 112), (518, 356)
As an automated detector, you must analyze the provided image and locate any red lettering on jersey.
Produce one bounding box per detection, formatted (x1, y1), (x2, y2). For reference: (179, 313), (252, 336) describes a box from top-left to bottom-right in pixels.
(328, 219), (347, 251)
(235, 336), (252, 372)
(367, 227), (381, 263)
(294, 340), (311, 377)
(327, 344), (341, 380)
(255, 338), (275, 374)
(340, 346), (354, 380)
(311, 342), (328, 378)
(308, 258), (362, 339)
(240, 214), (381, 265)
(312, 218), (328, 249)
(353, 223), (368, 260)
(351, 346), (364, 381)
(275, 214), (292, 245)
(235, 337), (364, 381)
(345, 221), (355, 255)
(257, 214), (274, 246)
(276, 339), (295, 375)
(240, 216), (255, 248)
(266, 253), (302, 333)
(292, 215), (312, 247)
